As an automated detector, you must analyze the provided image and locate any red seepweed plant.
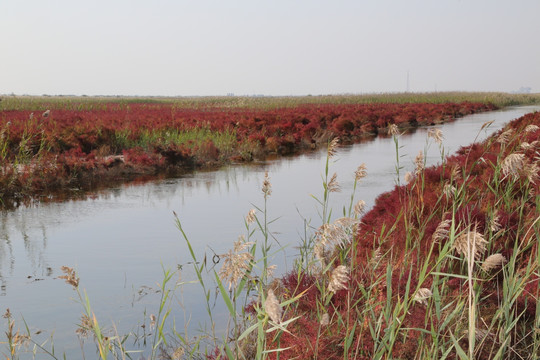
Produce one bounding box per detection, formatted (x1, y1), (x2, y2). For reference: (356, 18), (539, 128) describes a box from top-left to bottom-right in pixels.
(263, 111), (540, 359)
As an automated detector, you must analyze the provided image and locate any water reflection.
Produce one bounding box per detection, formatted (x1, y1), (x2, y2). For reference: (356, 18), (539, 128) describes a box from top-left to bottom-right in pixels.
(0, 106), (538, 357)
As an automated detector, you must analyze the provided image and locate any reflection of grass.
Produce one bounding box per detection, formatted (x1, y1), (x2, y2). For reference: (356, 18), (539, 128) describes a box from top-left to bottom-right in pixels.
(2, 109), (540, 359)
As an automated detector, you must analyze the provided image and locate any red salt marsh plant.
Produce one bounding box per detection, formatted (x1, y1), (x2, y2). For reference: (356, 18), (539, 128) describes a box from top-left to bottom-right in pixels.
(246, 112), (540, 359)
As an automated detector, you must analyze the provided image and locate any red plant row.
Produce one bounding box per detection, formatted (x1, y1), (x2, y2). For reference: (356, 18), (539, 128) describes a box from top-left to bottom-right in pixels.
(0, 102), (495, 153)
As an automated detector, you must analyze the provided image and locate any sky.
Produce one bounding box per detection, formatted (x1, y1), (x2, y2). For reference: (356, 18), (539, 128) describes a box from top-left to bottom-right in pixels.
(1, 0), (539, 97)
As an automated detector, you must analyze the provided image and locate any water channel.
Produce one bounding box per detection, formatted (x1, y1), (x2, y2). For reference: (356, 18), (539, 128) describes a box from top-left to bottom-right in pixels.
(0, 105), (538, 357)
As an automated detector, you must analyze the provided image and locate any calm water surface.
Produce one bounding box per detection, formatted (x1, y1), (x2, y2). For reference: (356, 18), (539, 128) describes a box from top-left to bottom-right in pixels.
(1, 106), (538, 357)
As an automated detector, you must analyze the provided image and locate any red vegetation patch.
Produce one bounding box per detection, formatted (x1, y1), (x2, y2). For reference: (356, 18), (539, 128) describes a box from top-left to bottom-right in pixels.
(270, 111), (540, 359)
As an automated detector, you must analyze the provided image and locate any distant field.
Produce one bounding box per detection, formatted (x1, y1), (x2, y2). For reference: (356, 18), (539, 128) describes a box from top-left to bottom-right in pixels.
(1, 91), (540, 110)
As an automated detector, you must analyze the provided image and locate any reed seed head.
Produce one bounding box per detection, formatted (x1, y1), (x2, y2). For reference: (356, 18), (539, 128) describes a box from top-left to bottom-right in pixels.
(432, 219), (451, 243)
(480, 120), (494, 131)
(443, 182), (456, 198)
(497, 129), (514, 144)
(313, 241), (327, 268)
(3, 308), (11, 319)
(327, 172), (341, 193)
(388, 124), (399, 136)
(404, 171), (414, 183)
(520, 142), (533, 151)
(481, 253), (506, 271)
(354, 200), (366, 217)
(261, 171), (272, 198)
(453, 228), (488, 261)
(218, 237), (254, 290)
(246, 208), (256, 224)
(501, 153), (525, 180)
(355, 163), (367, 181)
(524, 124), (539, 133)
(266, 264), (277, 279)
(320, 313), (330, 326)
(451, 165), (462, 180)
(265, 289), (282, 324)
(473, 327), (495, 342)
(489, 211), (501, 233)
(413, 288), (432, 306)
(414, 150), (424, 174)
(59, 266), (79, 289)
(368, 247), (383, 269)
(327, 137), (339, 158)
(316, 217), (359, 250)
(328, 265), (350, 293)
(428, 128), (444, 145)
(76, 314), (92, 338)
(524, 160), (539, 183)
(10, 332), (30, 349)
(172, 347), (185, 360)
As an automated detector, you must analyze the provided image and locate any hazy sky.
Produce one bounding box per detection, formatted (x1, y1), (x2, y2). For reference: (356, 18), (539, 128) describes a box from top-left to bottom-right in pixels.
(1, 0), (539, 96)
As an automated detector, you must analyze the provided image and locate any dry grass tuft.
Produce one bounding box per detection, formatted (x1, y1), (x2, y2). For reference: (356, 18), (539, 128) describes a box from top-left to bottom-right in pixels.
(262, 171), (272, 198)
(388, 124), (399, 136)
(450, 165), (461, 180)
(453, 228), (488, 261)
(524, 124), (539, 133)
(320, 313), (330, 326)
(315, 217), (360, 251)
(328, 265), (350, 293)
(246, 208), (256, 224)
(59, 266), (80, 289)
(489, 211), (501, 232)
(327, 137), (340, 158)
(265, 289), (282, 324)
(355, 163), (367, 181)
(501, 153), (527, 181)
(428, 128), (444, 145)
(354, 200), (366, 217)
(327, 173), (341, 193)
(171, 347), (185, 360)
(76, 314), (93, 338)
(523, 160), (539, 183)
(520, 142), (534, 151)
(413, 288), (432, 306)
(481, 253), (507, 271)
(443, 182), (456, 198)
(480, 120), (494, 131)
(432, 218), (451, 243)
(404, 171), (414, 183)
(501, 153), (525, 180)
(414, 151), (424, 174)
(497, 129), (514, 144)
(368, 247), (383, 269)
(218, 236), (254, 290)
